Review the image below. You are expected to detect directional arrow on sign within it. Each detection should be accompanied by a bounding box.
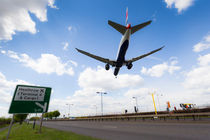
[35,102,47,112]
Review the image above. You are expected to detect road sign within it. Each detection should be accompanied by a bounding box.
[8,85,52,114]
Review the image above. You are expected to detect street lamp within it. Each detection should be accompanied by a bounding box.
[66,104,73,118]
[132,97,138,113]
[96,92,107,115]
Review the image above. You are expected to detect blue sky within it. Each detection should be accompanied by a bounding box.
[1,0,210,117]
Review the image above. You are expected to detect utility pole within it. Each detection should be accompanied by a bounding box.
[132,97,138,113]
[66,104,73,118]
[96,92,107,115]
[151,93,157,115]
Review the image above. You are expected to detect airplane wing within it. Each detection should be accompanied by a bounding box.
[108,20,126,35]
[125,46,164,63]
[131,20,152,34]
[76,48,116,66]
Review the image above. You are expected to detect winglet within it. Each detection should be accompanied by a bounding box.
[160,45,165,50]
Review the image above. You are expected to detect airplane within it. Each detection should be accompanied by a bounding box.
[76,8,164,77]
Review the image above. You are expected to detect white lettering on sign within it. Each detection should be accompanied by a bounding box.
[14,86,46,101]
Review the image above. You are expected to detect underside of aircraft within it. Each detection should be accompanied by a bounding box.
[76,8,164,76]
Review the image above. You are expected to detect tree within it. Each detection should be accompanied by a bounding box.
[48,112,54,120]
[53,110,60,119]
[44,112,49,119]
[14,114,28,125]
[43,110,61,120]
[29,117,40,121]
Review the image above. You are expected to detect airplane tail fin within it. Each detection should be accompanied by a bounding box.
[108,20,126,35]
[108,8,152,35]
[125,7,128,25]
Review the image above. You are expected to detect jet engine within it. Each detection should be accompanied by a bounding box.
[126,62,133,70]
[105,64,110,70]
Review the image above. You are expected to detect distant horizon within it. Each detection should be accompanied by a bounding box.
[0,0,210,117]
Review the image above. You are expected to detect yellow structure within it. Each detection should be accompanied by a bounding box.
[152,93,157,115]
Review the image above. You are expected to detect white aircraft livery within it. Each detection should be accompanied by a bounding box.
[76,8,164,77]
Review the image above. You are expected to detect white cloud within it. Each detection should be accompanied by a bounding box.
[193,34,210,52]
[124,88,151,98]
[164,0,194,13]
[68,60,78,67]
[78,66,144,91]
[68,26,72,31]
[205,35,210,42]
[141,57,181,77]
[183,53,210,93]
[33,60,210,117]
[1,50,6,54]
[48,66,144,116]
[198,54,210,66]
[48,0,58,9]
[2,50,75,76]
[62,42,69,51]
[0,0,57,41]
[0,72,31,117]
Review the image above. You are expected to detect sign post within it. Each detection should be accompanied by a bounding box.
[7,85,52,138]
[9,85,51,114]
[6,115,14,140]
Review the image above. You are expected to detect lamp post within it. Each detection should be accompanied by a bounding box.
[66,104,73,118]
[132,97,138,113]
[96,92,107,115]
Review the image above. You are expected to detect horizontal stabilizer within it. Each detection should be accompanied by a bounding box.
[126,46,164,63]
[75,48,116,66]
[108,20,126,35]
[131,20,152,34]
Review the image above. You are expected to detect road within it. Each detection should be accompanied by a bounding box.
[42,120,210,140]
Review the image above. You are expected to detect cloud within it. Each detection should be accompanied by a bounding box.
[1,50,6,54]
[124,88,151,98]
[50,66,144,116]
[1,50,75,76]
[31,60,210,117]
[62,42,69,51]
[183,53,210,93]
[68,60,78,67]
[141,57,181,77]
[78,66,144,92]
[164,0,194,13]
[0,72,31,117]
[193,34,210,52]
[0,0,57,41]
[68,26,72,31]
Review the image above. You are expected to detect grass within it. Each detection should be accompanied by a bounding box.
[0,123,99,140]
[0,124,8,129]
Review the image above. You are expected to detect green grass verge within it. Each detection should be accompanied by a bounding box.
[0,124,8,129]
[0,123,99,140]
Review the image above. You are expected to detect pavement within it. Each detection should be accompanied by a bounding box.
[42,120,210,140]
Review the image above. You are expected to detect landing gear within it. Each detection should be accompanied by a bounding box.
[126,62,133,69]
[105,64,110,70]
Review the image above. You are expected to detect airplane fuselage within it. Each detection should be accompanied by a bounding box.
[114,28,131,76]
[75,18,163,77]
